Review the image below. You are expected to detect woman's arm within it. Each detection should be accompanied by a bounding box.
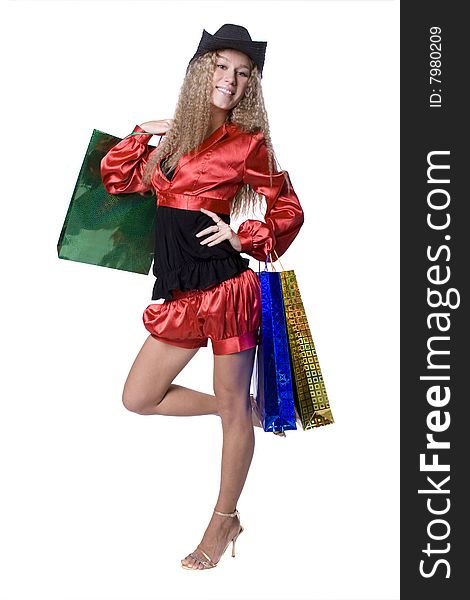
[237,131,304,261]
[100,120,173,194]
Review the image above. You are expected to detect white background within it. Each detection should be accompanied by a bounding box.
[1,1,399,599]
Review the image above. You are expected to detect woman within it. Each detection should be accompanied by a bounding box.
[101,24,304,570]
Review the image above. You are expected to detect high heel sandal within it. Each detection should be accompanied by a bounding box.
[181,509,244,570]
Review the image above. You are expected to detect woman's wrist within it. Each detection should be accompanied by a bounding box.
[230,233,242,252]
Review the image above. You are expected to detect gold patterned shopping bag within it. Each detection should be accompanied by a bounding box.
[273,253,334,430]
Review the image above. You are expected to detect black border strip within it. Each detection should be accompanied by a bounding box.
[401,2,467,598]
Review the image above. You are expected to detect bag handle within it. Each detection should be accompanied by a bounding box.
[272,248,286,271]
[125,131,164,147]
[258,254,275,273]
[125,132,154,136]
[258,249,286,273]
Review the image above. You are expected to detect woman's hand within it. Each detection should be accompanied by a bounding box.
[139,119,174,135]
[196,208,242,252]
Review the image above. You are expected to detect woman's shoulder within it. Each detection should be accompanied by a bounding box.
[225,124,267,158]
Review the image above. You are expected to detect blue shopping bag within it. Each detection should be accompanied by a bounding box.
[251,265,297,434]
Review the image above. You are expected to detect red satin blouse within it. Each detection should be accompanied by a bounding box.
[101,121,304,299]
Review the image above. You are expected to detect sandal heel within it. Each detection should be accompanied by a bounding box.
[231,525,244,557]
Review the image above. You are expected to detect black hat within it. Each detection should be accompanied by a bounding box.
[188,24,267,76]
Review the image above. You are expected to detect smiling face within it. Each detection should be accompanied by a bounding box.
[210,49,252,115]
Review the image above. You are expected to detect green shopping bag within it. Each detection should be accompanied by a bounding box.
[57,129,157,274]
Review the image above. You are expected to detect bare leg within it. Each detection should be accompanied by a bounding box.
[181,346,256,569]
[122,335,201,414]
[122,335,261,426]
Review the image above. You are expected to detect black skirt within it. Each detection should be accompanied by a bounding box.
[151,205,249,300]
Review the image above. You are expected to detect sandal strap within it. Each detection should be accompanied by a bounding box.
[213,508,239,518]
[191,547,216,568]
[198,547,216,566]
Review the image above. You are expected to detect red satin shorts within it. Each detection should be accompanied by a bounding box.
[142,268,261,355]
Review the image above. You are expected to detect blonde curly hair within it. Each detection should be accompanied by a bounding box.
[142,50,284,218]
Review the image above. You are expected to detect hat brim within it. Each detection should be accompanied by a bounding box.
[188,30,267,75]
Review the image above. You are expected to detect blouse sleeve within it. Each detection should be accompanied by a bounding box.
[100,125,155,194]
[236,131,304,261]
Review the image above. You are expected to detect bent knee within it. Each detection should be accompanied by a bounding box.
[121,388,164,415]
